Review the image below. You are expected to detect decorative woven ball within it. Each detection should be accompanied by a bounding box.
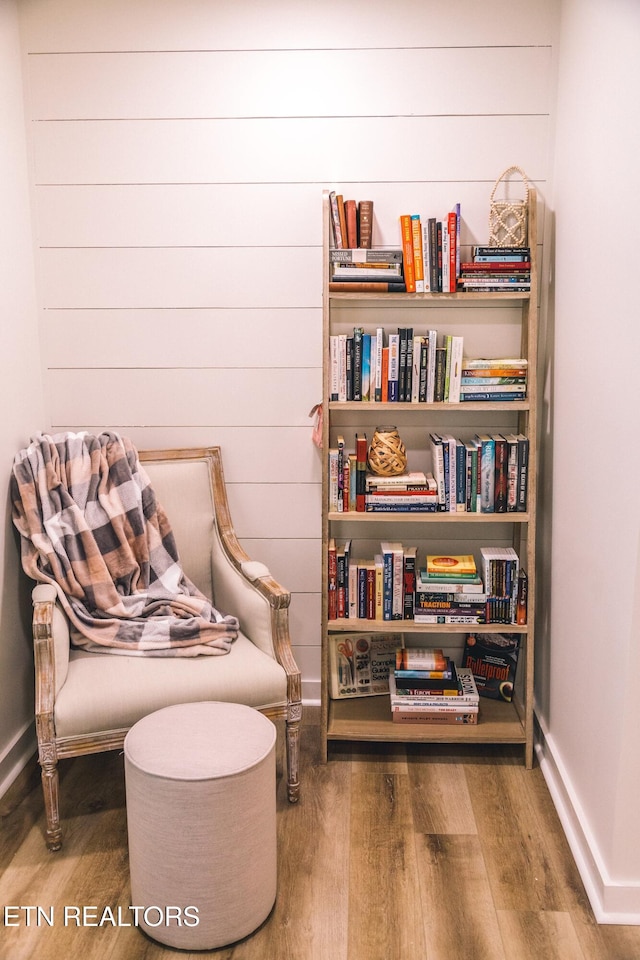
[367,427,407,477]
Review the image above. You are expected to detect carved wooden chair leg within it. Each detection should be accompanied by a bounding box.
[286,701,302,803]
[39,745,62,852]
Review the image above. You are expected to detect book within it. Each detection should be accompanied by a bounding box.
[411,215,425,293]
[463,358,528,370]
[387,334,400,401]
[358,200,374,248]
[391,710,478,725]
[329,633,401,699]
[336,195,348,252]
[403,546,417,620]
[329,191,345,249]
[493,434,508,513]
[327,537,337,620]
[462,633,520,702]
[331,264,403,281]
[355,433,368,512]
[344,199,358,249]
[516,569,528,625]
[426,554,477,579]
[475,434,495,512]
[329,248,403,264]
[389,667,479,706]
[447,209,457,292]
[329,282,407,293]
[396,646,447,671]
[399,214,416,293]
[447,335,464,403]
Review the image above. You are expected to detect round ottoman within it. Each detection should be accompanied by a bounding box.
[124,701,277,950]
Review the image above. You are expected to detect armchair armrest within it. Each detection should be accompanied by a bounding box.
[32,584,70,696]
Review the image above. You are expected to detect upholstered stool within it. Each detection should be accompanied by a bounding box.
[124,701,277,950]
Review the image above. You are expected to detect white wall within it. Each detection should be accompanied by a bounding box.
[17,0,554,702]
[536,0,640,923]
[0,0,46,794]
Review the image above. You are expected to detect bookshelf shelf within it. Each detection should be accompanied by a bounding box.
[327,695,526,744]
[328,511,530,523]
[327,619,528,634]
[320,189,539,768]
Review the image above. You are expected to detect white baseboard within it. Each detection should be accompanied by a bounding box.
[536,714,640,924]
[0,720,37,799]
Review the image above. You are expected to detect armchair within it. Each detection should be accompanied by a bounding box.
[30,446,302,850]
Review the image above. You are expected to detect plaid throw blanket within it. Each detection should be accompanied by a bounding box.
[11,432,239,657]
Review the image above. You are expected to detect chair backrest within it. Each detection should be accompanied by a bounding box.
[140,450,216,602]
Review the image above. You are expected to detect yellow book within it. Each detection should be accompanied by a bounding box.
[426,554,477,578]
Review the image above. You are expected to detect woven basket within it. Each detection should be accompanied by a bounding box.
[488,166,531,247]
[367,427,407,477]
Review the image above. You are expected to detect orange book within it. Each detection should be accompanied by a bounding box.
[399,215,416,293]
[381,347,389,402]
[411,215,424,292]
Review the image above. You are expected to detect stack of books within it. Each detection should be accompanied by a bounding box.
[390,647,479,724]
[414,555,485,623]
[458,246,531,293]
[459,358,528,402]
[365,471,438,513]
[329,249,406,293]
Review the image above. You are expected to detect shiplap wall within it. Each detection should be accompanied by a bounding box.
[19,0,556,700]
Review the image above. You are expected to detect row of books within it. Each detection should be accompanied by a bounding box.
[400,205,461,294]
[327,432,529,515]
[430,431,529,514]
[460,245,532,293]
[329,328,528,404]
[328,192,374,250]
[327,544,527,625]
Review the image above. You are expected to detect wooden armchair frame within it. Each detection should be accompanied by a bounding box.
[31,446,302,851]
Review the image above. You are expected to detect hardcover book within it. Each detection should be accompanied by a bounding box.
[462,633,520,701]
[329,633,401,699]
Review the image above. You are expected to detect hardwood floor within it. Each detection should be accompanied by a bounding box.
[1,708,639,960]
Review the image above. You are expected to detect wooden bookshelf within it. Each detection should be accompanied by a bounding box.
[320,189,539,768]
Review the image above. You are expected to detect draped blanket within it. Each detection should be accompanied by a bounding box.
[11,432,239,657]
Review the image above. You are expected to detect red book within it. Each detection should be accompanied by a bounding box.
[447,211,457,292]
[345,199,358,249]
[355,433,368,512]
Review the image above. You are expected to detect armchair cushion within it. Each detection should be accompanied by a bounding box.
[54,631,286,740]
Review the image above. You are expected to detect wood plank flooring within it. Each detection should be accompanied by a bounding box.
[1,708,640,960]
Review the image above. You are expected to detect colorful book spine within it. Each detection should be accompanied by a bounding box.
[399,215,416,293]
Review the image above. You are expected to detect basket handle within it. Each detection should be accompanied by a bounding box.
[490,165,531,202]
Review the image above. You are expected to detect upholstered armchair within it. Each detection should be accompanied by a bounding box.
[29,446,302,850]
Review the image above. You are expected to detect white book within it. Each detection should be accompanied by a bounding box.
[329,336,340,401]
[338,333,347,402]
[447,335,464,403]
